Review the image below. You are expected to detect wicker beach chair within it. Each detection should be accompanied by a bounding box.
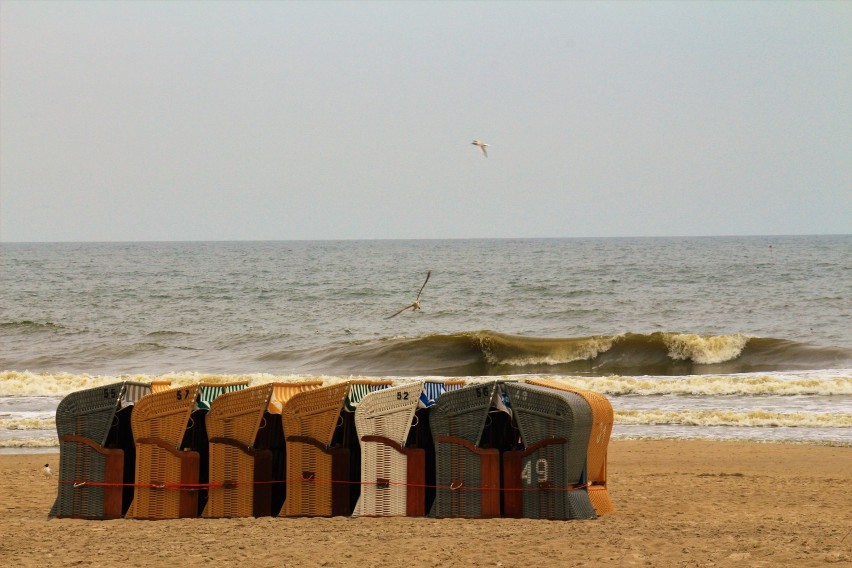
[502,382,596,520]
[338,380,393,513]
[428,381,503,518]
[525,377,615,514]
[256,381,326,515]
[125,384,202,520]
[353,383,426,517]
[279,382,351,517]
[202,383,275,518]
[50,381,151,519]
[182,381,250,514]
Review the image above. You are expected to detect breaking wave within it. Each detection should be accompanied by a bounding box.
[258,331,852,376]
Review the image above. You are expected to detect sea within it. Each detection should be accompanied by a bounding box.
[1,236,850,451]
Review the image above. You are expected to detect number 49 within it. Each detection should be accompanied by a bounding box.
[521,458,549,485]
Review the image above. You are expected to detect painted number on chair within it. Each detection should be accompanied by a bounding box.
[521,458,549,485]
[475,387,489,398]
[103,387,118,399]
[175,389,191,401]
[396,392,409,400]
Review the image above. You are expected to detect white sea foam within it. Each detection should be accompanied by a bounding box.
[542,372,852,396]
[663,333,750,364]
[615,409,852,428]
[0,418,54,430]
[3,370,852,397]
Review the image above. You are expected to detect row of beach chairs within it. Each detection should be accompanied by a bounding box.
[50,378,613,521]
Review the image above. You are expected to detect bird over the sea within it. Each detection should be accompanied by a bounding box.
[471,139,489,157]
[387,271,431,319]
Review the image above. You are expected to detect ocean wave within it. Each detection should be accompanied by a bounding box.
[258,331,852,376]
[0,320,64,331]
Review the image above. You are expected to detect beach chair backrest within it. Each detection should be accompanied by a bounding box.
[131,384,201,447]
[429,381,499,446]
[282,383,351,446]
[206,383,275,446]
[55,382,126,447]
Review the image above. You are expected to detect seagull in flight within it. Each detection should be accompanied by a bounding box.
[387,271,431,319]
[471,139,489,158]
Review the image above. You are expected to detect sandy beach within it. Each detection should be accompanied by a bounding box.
[0,440,848,567]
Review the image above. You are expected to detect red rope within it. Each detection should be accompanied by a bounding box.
[60,477,592,492]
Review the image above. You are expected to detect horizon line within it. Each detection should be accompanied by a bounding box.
[1,233,850,245]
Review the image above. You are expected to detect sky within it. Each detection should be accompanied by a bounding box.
[1,0,850,242]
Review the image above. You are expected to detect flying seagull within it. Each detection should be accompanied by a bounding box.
[387,271,431,319]
[471,139,489,157]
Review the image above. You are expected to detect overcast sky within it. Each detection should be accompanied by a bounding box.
[1,1,850,242]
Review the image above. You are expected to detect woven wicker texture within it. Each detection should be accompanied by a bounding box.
[503,382,596,519]
[280,382,350,517]
[525,377,614,514]
[203,384,275,518]
[126,384,201,519]
[353,383,423,516]
[54,382,125,446]
[268,381,324,414]
[429,381,502,518]
[50,382,151,519]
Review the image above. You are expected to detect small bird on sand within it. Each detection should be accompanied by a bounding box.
[471,139,489,157]
[387,271,431,319]
[43,463,52,477]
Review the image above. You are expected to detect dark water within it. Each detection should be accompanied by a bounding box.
[1,236,850,375]
[2,236,851,448]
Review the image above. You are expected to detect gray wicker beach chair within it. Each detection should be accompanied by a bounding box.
[526,377,615,514]
[50,381,151,519]
[502,382,596,520]
[428,381,502,518]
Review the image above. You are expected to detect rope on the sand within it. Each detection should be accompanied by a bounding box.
[62,477,592,492]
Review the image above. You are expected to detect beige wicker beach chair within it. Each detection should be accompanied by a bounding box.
[353,383,426,517]
[202,383,275,518]
[254,380,325,515]
[279,382,351,517]
[525,377,614,514]
[126,384,201,520]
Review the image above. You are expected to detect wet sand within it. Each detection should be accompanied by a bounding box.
[1,440,849,567]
